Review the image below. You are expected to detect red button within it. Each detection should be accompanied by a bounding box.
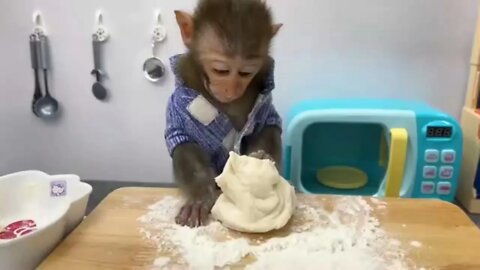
[421,181,435,194]
[437,182,451,195]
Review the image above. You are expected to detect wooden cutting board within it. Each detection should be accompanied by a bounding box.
[38,187,480,270]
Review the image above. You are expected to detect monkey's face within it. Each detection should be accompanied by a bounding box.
[196,32,264,103]
[200,54,263,103]
[174,0,282,104]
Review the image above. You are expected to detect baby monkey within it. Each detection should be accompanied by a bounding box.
[165,0,283,227]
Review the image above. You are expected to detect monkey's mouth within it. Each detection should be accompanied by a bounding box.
[214,94,242,103]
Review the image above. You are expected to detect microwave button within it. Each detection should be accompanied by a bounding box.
[437,182,452,195]
[441,149,456,164]
[421,181,435,194]
[439,166,454,179]
[424,149,439,163]
[423,166,437,179]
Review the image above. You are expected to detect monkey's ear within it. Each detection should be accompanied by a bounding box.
[174,10,194,46]
[271,23,283,37]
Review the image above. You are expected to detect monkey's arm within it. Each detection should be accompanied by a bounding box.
[165,97,219,227]
[172,143,218,199]
[172,143,219,227]
[244,99,283,170]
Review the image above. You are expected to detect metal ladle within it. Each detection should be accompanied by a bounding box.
[34,34,58,119]
[29,34,42,117]
[143,41,166,82]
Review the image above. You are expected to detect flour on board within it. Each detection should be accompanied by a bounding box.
[370,197,388,210]
[410,241,423,248]
[137,196,422,270]
[152,257,170,269]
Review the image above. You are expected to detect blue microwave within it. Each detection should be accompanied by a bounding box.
[282,99,463,202]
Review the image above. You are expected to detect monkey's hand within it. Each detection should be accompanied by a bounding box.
[172,143,222,227]
[245,126,282,172]
[248,149,274,161]
[176,184,220,227]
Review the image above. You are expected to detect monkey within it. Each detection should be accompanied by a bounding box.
[165,0,283,227]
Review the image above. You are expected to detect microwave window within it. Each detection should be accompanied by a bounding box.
[426,126,452,138]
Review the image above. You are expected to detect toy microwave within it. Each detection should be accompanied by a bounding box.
[282,99,463,202]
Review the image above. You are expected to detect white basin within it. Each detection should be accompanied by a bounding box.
[0,170,92,270]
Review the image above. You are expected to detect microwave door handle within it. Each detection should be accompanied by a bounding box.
[384,128,409,197]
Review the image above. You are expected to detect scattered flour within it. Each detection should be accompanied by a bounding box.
[152,257,170,269]
[370,197,388,210]
[410,241,423,248]
[390,239,402,247]
[138,196,419,270]
[370,197,388,206]
[122,196,144,207]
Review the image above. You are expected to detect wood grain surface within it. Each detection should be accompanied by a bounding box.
[37,187,480,270]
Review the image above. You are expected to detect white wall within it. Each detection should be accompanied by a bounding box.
[0,0,478,182]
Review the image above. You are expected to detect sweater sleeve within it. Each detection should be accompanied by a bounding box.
[262,94,282,130]
[164,95,193,156]
[265,103,282,129]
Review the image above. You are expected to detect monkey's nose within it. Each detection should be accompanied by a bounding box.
[222,88,233,99]
[226,88,241,99]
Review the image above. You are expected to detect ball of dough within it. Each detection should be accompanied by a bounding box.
[211,151,296,233]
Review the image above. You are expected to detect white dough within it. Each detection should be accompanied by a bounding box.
[211,151,296,233]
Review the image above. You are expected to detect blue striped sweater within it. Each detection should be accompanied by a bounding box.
[164,54,282,174]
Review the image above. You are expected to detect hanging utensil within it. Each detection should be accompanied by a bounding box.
[143,10,167,82]
[29,34,42,117]
[143,42,166,82]
[34,34,59,119]
[91,34,107,100]
[90,10,109,101]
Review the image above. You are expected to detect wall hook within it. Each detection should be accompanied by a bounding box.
[155,9,162,26]
[152,9,167,43]
[93,10,109,42]
[32,10,46,36]
[96,10,104,25]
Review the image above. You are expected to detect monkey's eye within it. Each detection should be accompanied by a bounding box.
[212,68,230,76]
[238,72,253,78]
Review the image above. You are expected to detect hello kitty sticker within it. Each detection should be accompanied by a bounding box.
[50,180,67,197]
